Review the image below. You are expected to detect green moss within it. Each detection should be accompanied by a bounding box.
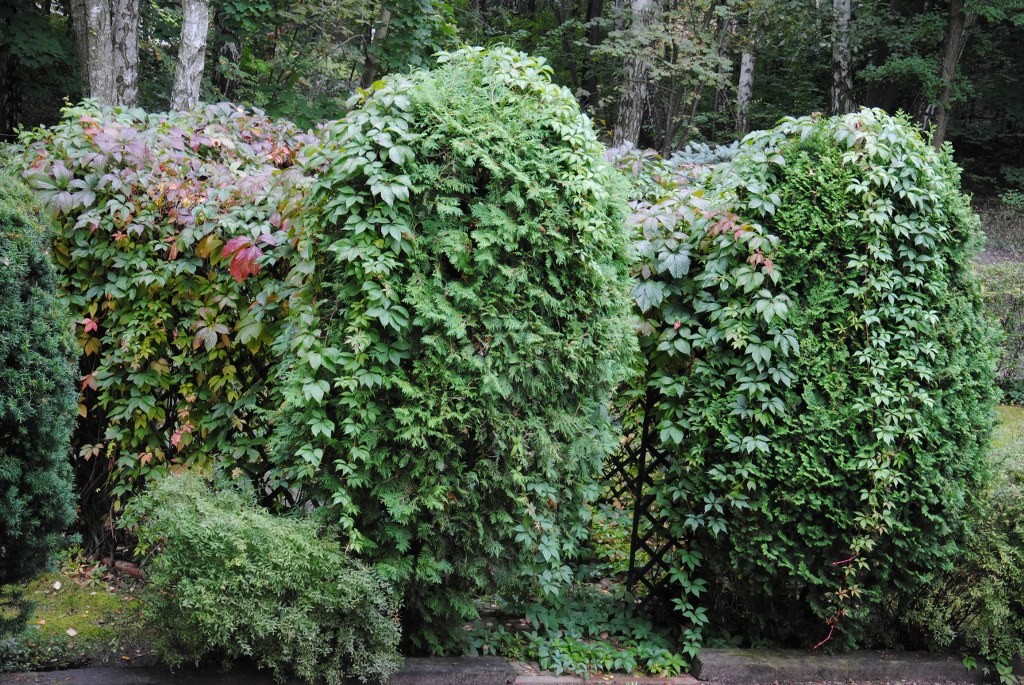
[0,566,143,672]
[16,573,129,642]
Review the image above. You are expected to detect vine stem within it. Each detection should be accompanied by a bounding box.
[832,552,860,566]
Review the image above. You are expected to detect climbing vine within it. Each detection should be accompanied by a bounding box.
[271,47,637,653]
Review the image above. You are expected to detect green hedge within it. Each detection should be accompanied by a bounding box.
[619,110,1000,652]
[272,47,637,652]
[0,158,77,584]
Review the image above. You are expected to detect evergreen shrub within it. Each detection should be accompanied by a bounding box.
[273,47,637,652]
[123,472,402,684]
[621,110,1000,651]
[0,160,77,584]
[17,103,316,525]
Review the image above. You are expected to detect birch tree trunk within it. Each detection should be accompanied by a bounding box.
[736,50,755,135]
[612,0,657,148]
[932,0,976,148]
[111,0,139,106]
[170,0,210,110]
[829,0,854,115]
[84,0,115,105]
[70,0,139,106]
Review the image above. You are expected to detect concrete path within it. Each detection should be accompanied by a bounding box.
[0,650,1003,685]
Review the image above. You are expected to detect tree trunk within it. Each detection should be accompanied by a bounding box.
[70,0,139,105]
[84,0,115,104]
[361,6,391,89]
[583,0,603,110]
[0,10,18,135]
[170,0,210,110]
[736,50,755,135]
[111,0,139,106]
[712,17,736,135]
[829,0,854,115]
[69,0,91,96]
[612,0,657,148]
[931,0,976,148]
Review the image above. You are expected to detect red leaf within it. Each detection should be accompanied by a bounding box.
[229,244,263,284]
[80,372,97,391]
[81,317,98,333]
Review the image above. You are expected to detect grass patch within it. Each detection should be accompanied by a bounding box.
[992,405,1024,453]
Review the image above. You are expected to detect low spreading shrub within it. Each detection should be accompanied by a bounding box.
[271,47,637,652]
[123,472,402,684]
[17,103,316,539]
[617,110,1000,651]
[0,159,77,584]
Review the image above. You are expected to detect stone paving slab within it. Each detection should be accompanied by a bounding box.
[514,675,698,684]
[693,648,986,684]
[0,657,516,685]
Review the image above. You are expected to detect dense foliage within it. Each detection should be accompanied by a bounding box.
[123,472,402,684]
[271,46,637,652]
[619,109,999,651]
[18,103,315,544]
[0,160,77,584]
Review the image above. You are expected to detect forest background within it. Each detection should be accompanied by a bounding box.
[1,0,1022,198]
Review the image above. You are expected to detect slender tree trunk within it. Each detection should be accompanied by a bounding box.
[583,0,603,110]
[170,0,210,110]
[829,0,854,114]
[931,0,976,148]
[612,0,657,147]
[84,0,115,104]
[69,0,91,96]
[361,6,391,88]
[712,18,735,130]
[736,49,755,135]
[111,0,139,106]
[0,11,19,135]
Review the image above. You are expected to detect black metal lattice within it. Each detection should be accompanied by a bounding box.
[600,388,679,615]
